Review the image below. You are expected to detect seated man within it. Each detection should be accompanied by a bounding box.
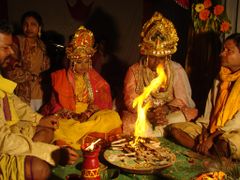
[41,26,122,149]
[0,20,79,180]
[168,33,240,159]
[122,12,197,137]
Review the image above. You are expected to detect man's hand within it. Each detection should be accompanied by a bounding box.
[39,115,59,129]
[182,107,198,121]
[195,127,213,156]
[64,147,79,165]
[52,147,79,166]
[147,106,169,126]
[195,128,223,156]
[67,112,89,122]
[77,113,89,122]
[56,109,73,119]
[195,136,214,156]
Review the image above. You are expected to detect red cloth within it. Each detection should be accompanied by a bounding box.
[41,68,112,115]
[3,94,11,121]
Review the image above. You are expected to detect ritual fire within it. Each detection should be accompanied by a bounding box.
[133,64,167,142]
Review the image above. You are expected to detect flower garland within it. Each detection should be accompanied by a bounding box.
[192,0,231,34]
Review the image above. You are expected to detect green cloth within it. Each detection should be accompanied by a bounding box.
[51,138,206,180]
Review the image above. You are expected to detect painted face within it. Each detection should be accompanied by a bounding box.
[220,39,240,72]
[22,16,41,38]
[72,58,91,74]
[0,33,14,68]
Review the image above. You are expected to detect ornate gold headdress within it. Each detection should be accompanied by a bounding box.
[139,12,179,57]
[66,26,96,61]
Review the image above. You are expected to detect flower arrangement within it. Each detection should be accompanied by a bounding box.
[192,0,231,34]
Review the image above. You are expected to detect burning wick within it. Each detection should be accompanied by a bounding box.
[85,139,101,151]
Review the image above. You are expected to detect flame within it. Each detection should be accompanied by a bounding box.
[133,64,167,139]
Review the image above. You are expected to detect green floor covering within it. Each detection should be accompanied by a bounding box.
[50,137,213,180]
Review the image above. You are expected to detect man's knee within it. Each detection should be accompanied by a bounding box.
[25,156,51,180]
[167,125,181,138]
[33,126,54,143]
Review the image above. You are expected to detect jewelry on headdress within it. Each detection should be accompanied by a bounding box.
[139,12,179,57]
[66,26,96,62]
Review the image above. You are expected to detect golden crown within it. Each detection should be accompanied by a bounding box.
[139,12,179,57]
[66,26,96,61]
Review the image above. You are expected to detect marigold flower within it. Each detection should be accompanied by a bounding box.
[220,21,230,32]
[203,0,212,8]
[192,1,231,34]
[195,3,205,12]
[199,9,210,21]
[214,5,224,16]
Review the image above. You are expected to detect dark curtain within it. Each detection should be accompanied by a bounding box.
[65,0,93,22]
[186,29,221,114]
[0,0,8,19]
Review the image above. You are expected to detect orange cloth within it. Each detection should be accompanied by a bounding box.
[210,67,240,133]
[41,68,112,115]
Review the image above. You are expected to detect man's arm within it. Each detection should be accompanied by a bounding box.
[0,120,79,166]
[12,94,42,125]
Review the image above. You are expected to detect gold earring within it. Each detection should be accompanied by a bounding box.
[89,60,92,68]
[73,63,78,74]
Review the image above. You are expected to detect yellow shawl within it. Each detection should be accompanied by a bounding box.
[0,75,19,125]
[210,67,240,133]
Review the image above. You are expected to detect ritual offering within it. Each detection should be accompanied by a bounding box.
[104,136,176,174]
[81,139,101,180]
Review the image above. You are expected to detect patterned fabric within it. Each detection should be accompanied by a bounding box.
[75,75,89,103]
[4,35,50,104]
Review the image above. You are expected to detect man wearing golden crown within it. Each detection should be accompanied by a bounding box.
[122,12,197,137]
[41,26,122,149]
[168,33,240,159]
